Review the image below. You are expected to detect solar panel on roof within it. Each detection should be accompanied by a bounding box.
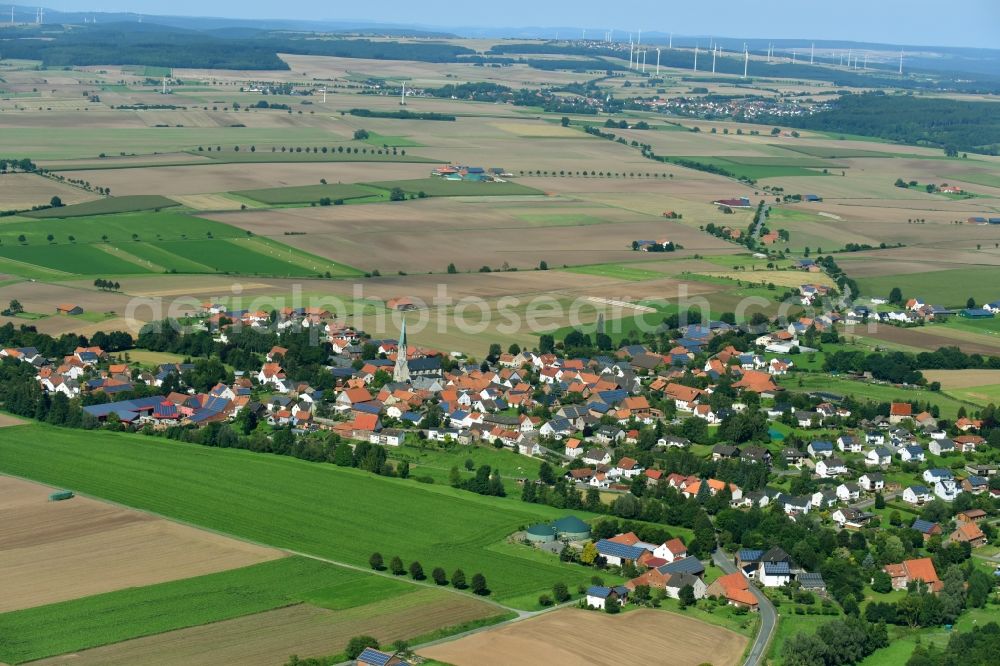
[595,539,645,560]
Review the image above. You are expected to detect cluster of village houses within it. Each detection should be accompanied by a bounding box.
[855,296,1000,325]
[583,510,989,612]
[4,296,996,623]
[5,302,995,508]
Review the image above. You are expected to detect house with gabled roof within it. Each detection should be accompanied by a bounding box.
[884,557,942,593]
[595,539,645,566]
[859,472,884,492]
[707,571,758,610]
[586,585,628,610]
[949,522,986,547]
[903,485,932,505]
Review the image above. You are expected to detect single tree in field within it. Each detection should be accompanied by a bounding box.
[7,299,23,315]
[432,567,447,585]
[888,286,903,304]
[49,195,62,207]
[553,582,570,603]
[470,573,489,596]
[369,552,384,571]
[409,561,425,580]
[390,555,405,575]
[451,568,467,589]
[46,234,54,243]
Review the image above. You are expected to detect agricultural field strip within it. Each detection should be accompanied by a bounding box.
[0,553,482,663]
[0,426,605,607]
[0,212,362,277]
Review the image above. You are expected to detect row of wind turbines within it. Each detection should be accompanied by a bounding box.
[592,28,906,77]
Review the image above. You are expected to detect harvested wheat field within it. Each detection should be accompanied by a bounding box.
[0,476,285,612]
[859,323,1000,356]
[34,592,503,666]
[420,607,747,666]
[0,173,97,210]
[57,161,429,196]
[922,369,1000,389]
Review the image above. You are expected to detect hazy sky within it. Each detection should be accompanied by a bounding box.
[40,0,1000,49]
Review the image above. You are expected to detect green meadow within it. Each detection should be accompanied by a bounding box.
[667,156,829,179]
[24,195,179,218]
[776,144,894,159]
[0,557,413,664]
[563,262,669,281]
[0,424,606,609]
[778,374,974,419]
[0,212,360,278]
[234,183,379,205]
[365,177,543,197]
[364,132,424,147]
[856,267,1000,307]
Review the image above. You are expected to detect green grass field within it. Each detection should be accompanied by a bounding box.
[0,557,415,664]
[775,145,894,159]
[955,171,1000,189]
[23,195,179,219]
[0,244,152,274]
[0,211,242,245]
[767,208,826,223]
[563,262,669,281]
[946,383,1000,407]
[364,132,424,148]
[234,183,378,205]
[667,156,829,179]
[365,178,543,197]
[779,374,973,419]
[721,156,846,168]
[857,267,1000,307]
[0,212,360,278]
[939,315,1000,337]
[0,424,604,608]
[541,300,679,343]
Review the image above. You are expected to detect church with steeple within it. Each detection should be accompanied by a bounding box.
[392,317,410,383]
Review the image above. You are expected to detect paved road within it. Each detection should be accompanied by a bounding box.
[713,550,777,666]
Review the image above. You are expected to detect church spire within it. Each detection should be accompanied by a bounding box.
[393,316,410,383]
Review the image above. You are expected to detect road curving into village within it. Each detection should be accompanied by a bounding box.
[712,549,777,666]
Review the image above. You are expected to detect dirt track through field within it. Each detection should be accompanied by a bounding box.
[419,607,747,666]
[0,476,284,612]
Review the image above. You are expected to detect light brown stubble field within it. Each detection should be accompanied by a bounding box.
[0,475,285,612]
[419,607,748,666]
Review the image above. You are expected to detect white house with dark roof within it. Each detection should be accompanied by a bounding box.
[859,472,885,492]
